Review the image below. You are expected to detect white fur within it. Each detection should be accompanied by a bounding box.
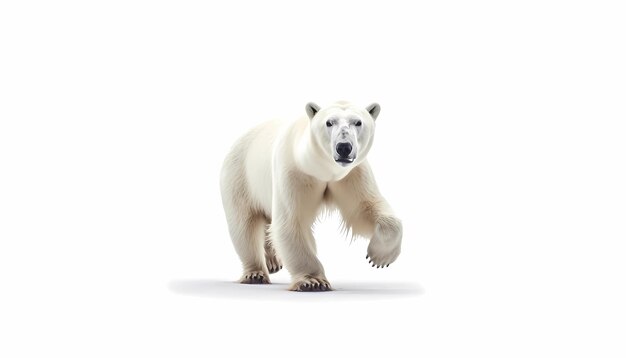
[220,101,402,291]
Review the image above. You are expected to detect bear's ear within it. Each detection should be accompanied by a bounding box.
[366,103,381,120]
[306,102,321,119]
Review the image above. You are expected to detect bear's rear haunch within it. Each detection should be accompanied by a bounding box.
[220,101,402,291]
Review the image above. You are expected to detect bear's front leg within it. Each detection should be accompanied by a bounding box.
[272,217,332,291]
[271,213,332,291]
[327,163,403,268]
[366,216,403,268]
[270,174,331,292]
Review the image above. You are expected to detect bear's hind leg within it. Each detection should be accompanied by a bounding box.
[228,214,271,284]
[264,239,283,274]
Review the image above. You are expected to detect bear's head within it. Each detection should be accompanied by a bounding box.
[306,101,380,168]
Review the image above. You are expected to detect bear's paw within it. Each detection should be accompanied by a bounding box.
[289,276,332,292]
[240,271,270,284]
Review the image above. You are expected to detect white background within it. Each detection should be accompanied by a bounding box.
[1,1,625,357]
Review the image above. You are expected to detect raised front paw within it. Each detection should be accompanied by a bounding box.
[366,240,401,268]
[289,275,332,292]
[366,218,402,268]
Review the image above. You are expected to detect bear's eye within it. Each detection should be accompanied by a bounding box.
[355,120,362,127]
[326,120,333,127]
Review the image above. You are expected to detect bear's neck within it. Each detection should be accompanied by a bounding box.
[294,123,353,182]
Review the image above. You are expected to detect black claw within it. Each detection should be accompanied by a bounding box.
[366,255,369,259]
[372,263,375,267]
[386,264,389,267]
[369,260,372,264]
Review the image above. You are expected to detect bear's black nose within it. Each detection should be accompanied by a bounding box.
[336,142,352,158]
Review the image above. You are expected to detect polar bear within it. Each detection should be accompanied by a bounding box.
[220,101,402,291]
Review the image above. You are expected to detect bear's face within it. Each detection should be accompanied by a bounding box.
[306,102,380,168]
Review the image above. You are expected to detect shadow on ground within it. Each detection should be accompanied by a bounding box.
[169,279,424,301]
